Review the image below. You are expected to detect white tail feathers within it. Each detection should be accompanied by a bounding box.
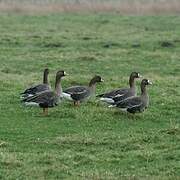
[119,108,128,112]
[24,102,39,107]
[62,92,73,101]
[108,105,127,112]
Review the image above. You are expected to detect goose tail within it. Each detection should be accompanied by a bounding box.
[24,102,39,107]
[62,92,73,101]
[96,93,104,97]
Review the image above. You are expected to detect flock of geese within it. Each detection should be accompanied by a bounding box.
[21,69,152,116]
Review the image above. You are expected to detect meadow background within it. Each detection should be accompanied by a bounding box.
[0,0,180,14]
[0,0,180,179]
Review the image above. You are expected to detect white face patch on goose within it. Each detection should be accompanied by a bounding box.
[147,80,152,85]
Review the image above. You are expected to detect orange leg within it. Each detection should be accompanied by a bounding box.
[73,101,80,106]
[43,108,48,116]
[77,101,80,106]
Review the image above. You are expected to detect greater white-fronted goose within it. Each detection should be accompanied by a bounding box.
[97,72,141,104]
[22,70,67,115]
[21,68,51,99]
[110,79,152,114]
[62,75,103,106]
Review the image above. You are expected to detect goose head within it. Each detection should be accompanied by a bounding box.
[44,68,49,75]
[56,70,68,79]
[129,72,142,88]
[89,75,104,86]
[141,79,152,86]
[130,72,142,79]
[141,79,152,95]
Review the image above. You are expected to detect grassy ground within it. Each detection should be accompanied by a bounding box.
[0,14,179,179]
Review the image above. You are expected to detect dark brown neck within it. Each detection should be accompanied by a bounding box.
[55,77,62,96]
[89,79,96,87]
[129,76,135,88]
[89,84,96,94]
[43,72,48,84]
[89,79,97,95]
[141,84,147,96]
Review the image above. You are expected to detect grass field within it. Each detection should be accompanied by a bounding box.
[0,14,179,179]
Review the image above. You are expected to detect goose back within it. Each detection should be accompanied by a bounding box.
[24,90,59,108]
[98,72,140,104]
[21,68,50,98]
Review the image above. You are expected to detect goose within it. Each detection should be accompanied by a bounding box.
[110,79,152,114]
[22,70,67,116]
[97,72,141,104]
[20,68,51,99]
[62,75,103,106]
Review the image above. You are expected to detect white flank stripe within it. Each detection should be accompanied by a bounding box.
[115,94,124,97]
[20,94,34,99]
[100,97,114,104]
[27,94,34,97]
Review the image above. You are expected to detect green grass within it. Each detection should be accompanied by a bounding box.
[0,14,179,179]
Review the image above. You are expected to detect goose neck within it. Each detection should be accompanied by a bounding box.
[89,84,96,95]
[141,84,149,108]
[129,76,135,88]
[141,84,147,96]
[89,79,96,87]
[43,71,48,84]
[55,78,62,97]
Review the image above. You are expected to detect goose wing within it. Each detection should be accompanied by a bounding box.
[116,96,142,109]
[64,86,87,94]
[64,86,90,101]
[97,88,129,98]
[23,90,57,107]
[21,84,50,96]
[70,89,90,101]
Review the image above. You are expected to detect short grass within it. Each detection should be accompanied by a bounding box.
[0,14,179,179]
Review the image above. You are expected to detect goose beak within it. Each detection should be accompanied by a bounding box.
[138,73,142,78]
[64,72,69,76]
[148,80,152,85]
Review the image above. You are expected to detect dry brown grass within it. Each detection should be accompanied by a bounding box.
[0,0,180,14]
